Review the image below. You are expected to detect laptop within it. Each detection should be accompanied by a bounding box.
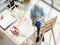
[0,14,17,30]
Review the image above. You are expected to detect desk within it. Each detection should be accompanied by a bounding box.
[39,16,57,45]
[0,9,37,45]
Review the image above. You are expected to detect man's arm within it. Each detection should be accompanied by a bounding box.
[31,16,39,21]
[31,16,34,25]
[31,16,37,25]
[31,16,34,21]
[42,15,45,22]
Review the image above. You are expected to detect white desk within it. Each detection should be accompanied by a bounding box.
[0,9,37,45]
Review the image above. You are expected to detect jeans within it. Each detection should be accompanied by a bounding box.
[35,22,41,36]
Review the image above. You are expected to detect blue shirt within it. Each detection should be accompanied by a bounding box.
[30,7,44,25]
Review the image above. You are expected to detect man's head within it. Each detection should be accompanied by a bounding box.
[34,4,39,11]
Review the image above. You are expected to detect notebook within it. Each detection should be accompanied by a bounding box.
[0,14,17,30]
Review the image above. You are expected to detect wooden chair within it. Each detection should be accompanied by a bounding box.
[40,16,57,45]
[14,1,25,9]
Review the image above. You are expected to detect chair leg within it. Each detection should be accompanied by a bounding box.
[40,37,42,45]
[51,30,56,45]
[39,34,43,45]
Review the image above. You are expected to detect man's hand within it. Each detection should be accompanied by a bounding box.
[34,16,40,19]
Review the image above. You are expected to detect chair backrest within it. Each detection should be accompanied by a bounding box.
[14,1,25,9]
[9,5,16,11]
[40,16,57,34]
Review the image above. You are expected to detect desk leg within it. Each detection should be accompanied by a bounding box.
[51,29,56,45]
[20,40,27,45]
[28,36,36,45]
[0,30,4,39]
[20,36,36,45]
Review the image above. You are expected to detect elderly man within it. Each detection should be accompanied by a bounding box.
[30,4,45,43]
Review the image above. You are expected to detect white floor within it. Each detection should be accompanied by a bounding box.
[0,0,60,45]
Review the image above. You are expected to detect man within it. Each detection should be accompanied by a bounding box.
[30,4,45,43]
